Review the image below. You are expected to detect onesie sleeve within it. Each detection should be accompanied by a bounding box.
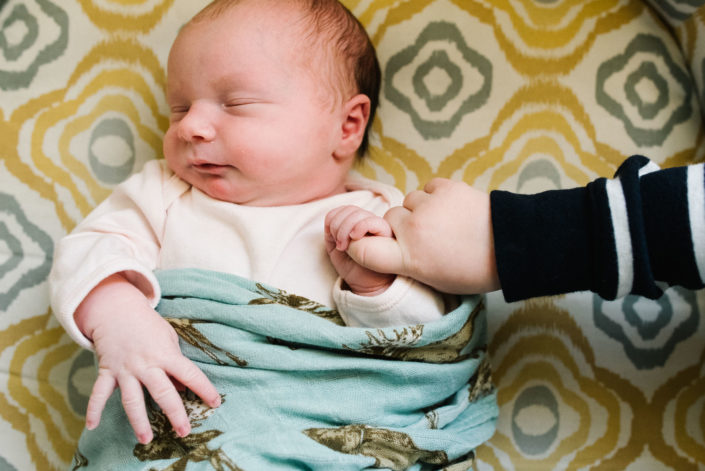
[491,155,705,302]
[49,160,187,349]
[332,276,446,328]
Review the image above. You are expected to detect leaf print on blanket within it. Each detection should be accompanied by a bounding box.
[70,449,88,470]
[303,424,448,471]
[343,325,425,358]
[133,391,242,471]
[166,318,247,367]
[344,301,485,363]
[250,283,345,325]
[468,355,495,402]
[440,451,476,471]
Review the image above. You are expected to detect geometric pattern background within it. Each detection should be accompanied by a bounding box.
[1,0,704,469]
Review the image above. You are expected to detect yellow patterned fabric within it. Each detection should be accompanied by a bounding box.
[0,1,703,470]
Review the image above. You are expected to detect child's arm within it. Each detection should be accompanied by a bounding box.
[346,156,705,301]
[325,205,395,296]
[490,156,704,301]
[75,273,220,444]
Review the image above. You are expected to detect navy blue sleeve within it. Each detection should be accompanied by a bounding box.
[491,155,705,302]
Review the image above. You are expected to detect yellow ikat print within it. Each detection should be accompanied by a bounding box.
[1,0,704,469]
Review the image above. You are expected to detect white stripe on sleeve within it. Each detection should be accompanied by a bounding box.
[606,178,633,298]
[687,164,705,284]
[638,160,660,177]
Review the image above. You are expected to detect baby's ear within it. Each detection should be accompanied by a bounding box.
[334,94,370,160]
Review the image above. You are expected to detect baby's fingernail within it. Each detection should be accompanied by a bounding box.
[177,426,190,437]
[85,421,95,431]
[212,396,221,407]
[138,433,152,444]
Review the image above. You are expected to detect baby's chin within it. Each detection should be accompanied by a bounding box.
[198,183,259,205]
[208,187,346,207]
[182,172,346,206]
[196,182,288,207]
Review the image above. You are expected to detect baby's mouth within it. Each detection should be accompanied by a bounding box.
[193,162,229,174]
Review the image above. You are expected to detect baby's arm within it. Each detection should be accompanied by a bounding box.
[75,273,220,444]
[50,161,219,443]
[325,205,395,296]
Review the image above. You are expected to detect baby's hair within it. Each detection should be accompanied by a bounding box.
[189,0,380,158]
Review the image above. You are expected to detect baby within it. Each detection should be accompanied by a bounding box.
[50,0,445,446]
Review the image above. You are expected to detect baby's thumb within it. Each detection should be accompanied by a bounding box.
[347,236,405,275]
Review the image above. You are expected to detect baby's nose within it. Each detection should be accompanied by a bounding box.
[178,104,216,142]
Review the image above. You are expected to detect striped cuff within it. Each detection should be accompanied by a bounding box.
[607,155,663,299]
[492,155,704,302]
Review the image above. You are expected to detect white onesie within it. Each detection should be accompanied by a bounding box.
[50,160,445,349]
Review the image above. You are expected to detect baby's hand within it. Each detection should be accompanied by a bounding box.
[75,274,220,444]
[325,205,395,296]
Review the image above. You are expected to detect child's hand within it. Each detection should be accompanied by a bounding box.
[325,205,395,296]
[74,274,221,444]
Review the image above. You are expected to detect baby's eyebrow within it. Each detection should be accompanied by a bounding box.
[165,92,185,105]
[213,66,280,95]
[212,73,247,91]
[165,79,186,100]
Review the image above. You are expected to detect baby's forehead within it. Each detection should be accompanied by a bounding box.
[175,0,354,96]
[210,5,318,52]
[173,3,309,59]
[189,0,308,31]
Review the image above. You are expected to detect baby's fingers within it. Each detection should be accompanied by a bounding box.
[349,216,393,241]
[85,369,117,431]
[325,206,359,246]
[326,206,375,251]
[141,368,191,439]
[170,359,221,410]
[119,375,153,444]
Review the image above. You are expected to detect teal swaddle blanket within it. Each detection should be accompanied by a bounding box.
[71,269,498,471]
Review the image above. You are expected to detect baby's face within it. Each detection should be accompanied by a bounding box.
[163,2,350,206]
